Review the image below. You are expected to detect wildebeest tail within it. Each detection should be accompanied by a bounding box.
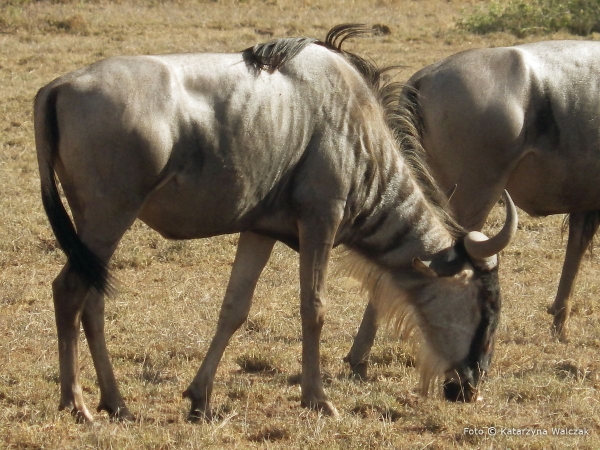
[34,86,114,296]
[562,211,600,253]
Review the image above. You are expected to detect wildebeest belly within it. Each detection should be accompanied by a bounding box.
[507,149,600,216]
[138,164,297,240]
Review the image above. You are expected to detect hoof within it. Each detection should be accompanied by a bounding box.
[187,408,213,423]
[98,404,135,422]
[301,398,340,417]
[551,322,569,343]
[350,362,368,380]
[183,389,211,423]
[344,355,368,380]
[59,402,94,424]
[549,308,569,343]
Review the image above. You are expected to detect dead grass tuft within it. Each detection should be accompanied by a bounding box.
[352,403,404,422]
[247,425,290,443]
[48,14,91,35]
[370,343,416,368]
[372,23,392,35]
[236,352,281,374]
[244,314,269,333]
[555,360,593,382]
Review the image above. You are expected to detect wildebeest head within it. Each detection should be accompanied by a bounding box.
[441,264,500,403]
[339,191,516,403]
[412,248,501,402]
[409,192,515,402]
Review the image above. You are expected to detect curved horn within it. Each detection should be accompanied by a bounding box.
[464,190,518,261]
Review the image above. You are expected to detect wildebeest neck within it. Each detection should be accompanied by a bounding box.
[346,158,456,269]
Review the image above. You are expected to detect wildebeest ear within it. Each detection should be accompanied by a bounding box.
[414,250,468,277]
[412,257,438,278]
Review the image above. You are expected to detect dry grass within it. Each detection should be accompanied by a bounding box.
[1,0,600,448]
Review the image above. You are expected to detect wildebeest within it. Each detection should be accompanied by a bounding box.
[34,25,516,422]
[346,40,600,378]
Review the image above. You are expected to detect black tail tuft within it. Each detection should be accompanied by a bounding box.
[41,179,115,296]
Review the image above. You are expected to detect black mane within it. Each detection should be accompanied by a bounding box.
[243,36,318,72]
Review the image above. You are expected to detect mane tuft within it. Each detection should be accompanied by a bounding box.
[243,36,318,72]
[324,24,383,90]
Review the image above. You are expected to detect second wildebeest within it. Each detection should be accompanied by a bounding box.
[347,40,600,380]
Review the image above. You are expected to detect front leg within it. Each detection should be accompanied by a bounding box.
[344,300,378,379]
[297,207,342,417]
[184,232,275,421]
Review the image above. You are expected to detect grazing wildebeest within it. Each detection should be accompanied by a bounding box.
[34,25,516,423]
[346,39,600,378]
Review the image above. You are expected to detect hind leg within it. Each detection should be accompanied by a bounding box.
[184,232,275,421]
[81,289,133,421]
[548,212,600,341]
[53,210,138,422]
[53,263,96,423]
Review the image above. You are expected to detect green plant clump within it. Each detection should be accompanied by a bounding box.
[459,0,600,37]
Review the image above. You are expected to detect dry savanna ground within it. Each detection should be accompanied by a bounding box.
[1,1,600,448]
